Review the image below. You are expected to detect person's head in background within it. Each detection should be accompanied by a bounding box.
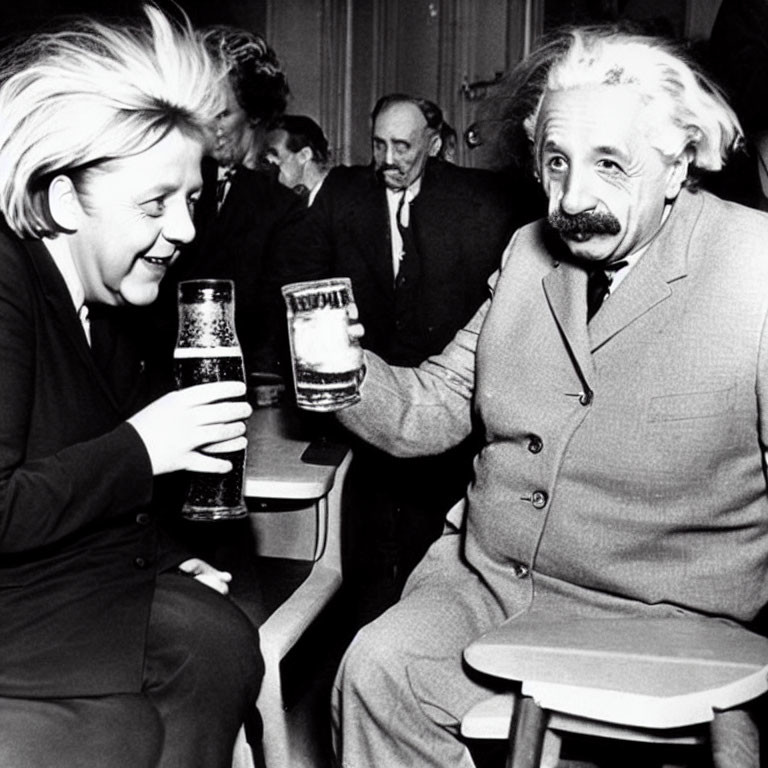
[438,122,458,163]
[0,5,223,307]
[202,25,289,171]
[263,114,331,200]
[371,94,443,190]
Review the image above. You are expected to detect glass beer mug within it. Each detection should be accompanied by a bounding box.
[282,278,364,411]
[174,279,247,520]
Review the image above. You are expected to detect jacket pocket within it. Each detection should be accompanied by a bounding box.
[648,385,735,423]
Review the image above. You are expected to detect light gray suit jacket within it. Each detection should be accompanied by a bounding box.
[340,188,768,624]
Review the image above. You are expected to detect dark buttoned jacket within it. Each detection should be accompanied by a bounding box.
[0,223,185,697]
[158,157,305,374]
[277,158,543,366]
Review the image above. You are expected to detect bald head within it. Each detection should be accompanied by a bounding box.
[372,101,441,190]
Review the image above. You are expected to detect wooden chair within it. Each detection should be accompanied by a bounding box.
[462,616,768,768]
[244,407,351,768]
[195,406,350,768]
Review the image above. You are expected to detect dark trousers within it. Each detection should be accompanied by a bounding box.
[0,571,264,768]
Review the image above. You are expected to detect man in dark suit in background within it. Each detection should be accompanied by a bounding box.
[263,114,333,206]
[153,26,304,376]
[277,93,544,625]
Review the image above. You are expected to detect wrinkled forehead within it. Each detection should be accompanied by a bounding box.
[373,102,429,140]
[535,84,656,157]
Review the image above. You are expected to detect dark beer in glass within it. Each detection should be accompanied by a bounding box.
[174,280,247,520]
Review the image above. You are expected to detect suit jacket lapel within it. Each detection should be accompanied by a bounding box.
[410,161,462,257]
[539,188,699,385]
[349,172,394,299]
[588,188,697,351]
[27,239,122,410]
[542,257,597,390]
[587,260,672,351]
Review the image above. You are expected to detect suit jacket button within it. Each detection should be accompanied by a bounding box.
[136,513,150,525]
[531,490,548,509]
[512,562,530,579]
[527,436,543,454]
[134,557,147,569]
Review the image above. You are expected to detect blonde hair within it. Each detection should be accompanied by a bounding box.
[522,27,742,175]
[0,5,224,238]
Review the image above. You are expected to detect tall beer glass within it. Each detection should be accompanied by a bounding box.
[174,279,247,520]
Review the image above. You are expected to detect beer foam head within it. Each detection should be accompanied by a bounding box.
[292,306,360,372]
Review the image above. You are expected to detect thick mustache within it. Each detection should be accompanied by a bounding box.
[378,164,401,173]
[548,210,621,236]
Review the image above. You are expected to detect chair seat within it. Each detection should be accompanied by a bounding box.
[464,616,768,729]
[462,693,704,744]
[229,555,316,628]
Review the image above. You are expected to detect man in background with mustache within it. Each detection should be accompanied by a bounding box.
[331,28,767,768]
[277,93,542,627]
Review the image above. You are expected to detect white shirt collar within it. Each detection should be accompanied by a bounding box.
[42,235,85,312]
[307,174,327,207]
[386,176,422,214]
[385,177,422,280]
[609,202,673,293]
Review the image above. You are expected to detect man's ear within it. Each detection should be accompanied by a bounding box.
[47,175,82,233]
[297,146,313,166]
[665,150,691,201]
[428,133,442,157]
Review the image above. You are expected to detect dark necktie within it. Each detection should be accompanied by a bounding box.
[293,184,310,203]
[395,191,415,289]
[86,304,112,368]
[587,260,628,322]
[216,167,237,207]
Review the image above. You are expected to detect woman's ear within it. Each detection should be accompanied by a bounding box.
[47,175,82,233]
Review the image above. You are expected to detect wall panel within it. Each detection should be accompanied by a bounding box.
[0,0,726,171]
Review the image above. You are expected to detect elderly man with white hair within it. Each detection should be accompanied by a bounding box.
[330,26,766,768]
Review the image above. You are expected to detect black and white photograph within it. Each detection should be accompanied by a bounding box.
[1,1,767,767]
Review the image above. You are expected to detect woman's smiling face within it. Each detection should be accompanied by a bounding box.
[65,128,203,307]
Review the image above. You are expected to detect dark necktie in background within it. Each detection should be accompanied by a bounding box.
[395,190,418,289]
[586,260,627,322]
[216,167,237,207]
[293,184,310,204]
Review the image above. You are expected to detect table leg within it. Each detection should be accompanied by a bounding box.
[506,694,549,768]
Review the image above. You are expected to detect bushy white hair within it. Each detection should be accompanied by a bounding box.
[522,27,742,174]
